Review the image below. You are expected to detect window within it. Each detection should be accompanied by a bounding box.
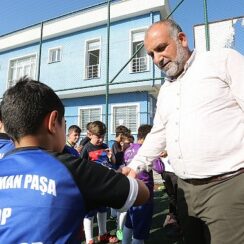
[78,106,102,133]
[112,103,139,134]
[85,39,100,79]
[130,29,148,73]
[8,54,36,88]
[48,47,62,63]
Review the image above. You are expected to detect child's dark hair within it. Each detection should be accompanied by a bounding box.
[89,121,106,136]
[86,122,92,131]
[129,134,135,143]
[115,125,131,137]
[68,125,81,134]
[1,76,64,142]
[121,132,133,143]
[137,124,152,140]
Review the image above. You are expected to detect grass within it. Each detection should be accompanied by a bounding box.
[81,188,184,243]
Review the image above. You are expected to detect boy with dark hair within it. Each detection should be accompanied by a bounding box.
[66,124,82,156]
[115,133,135,240]
[109,125,131,221]
[0,77,149,243]
[80,122,92,147]
[122,124,164,244]
[66,125,81,147]
[111,125,131,170]
[81,120,118,243]
[0,105,14,158]
[80,121,111,168]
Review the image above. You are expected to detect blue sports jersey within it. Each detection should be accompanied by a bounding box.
[0,148,85,243]
[64,144,80,157]
[0,133,15,159]
[0,147,130,243]
[80,142,113,168]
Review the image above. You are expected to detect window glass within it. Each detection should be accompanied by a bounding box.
[8,55,36,88]
[113,105,138,133]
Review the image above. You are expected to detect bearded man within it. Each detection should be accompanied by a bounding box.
[123,19,244,244]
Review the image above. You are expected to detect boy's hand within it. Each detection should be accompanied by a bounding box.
[160,150,168,158]
[105,148,112,159]
[121,166,137,178]
[75,144,83,153]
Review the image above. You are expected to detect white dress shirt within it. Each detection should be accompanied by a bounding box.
[129,48,244,179]
[161,156,174,173]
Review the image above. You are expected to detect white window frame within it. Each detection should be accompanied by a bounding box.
[48,46,62,63]
[111,102,140,134]
[7,52,37,89]
[83,37,101,80]
[129,27,149,73]
[78,105,103,135]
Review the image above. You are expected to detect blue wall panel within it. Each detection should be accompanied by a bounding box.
[63,91,149,141]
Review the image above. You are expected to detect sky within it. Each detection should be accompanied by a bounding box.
[0,0,243,51]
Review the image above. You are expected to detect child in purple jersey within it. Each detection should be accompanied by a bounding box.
[122,124,164,244]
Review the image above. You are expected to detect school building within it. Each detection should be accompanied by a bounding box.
[0,0,170,141]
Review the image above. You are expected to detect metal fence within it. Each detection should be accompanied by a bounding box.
[1,0,243,140]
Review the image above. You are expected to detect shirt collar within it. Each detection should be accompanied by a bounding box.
[184,49,196,71]
[66,141,74,148]
[0,133,12,140]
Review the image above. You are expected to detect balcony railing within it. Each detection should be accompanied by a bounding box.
[85,64,99,79]
[131,56,148,73]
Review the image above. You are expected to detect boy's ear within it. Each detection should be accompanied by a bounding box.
[46,111,59,134]
[0,121,4,133]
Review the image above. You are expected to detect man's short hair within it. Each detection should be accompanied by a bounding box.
[137,124,152,140]
[68,125,81,135]
[89,121,106,136]
[1,76,64,142]
[115,125,131,137]
[146,19,182,40]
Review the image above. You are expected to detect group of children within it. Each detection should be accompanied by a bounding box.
[0,77,150,243]
[65,118,167,244]
[0,76,181,243]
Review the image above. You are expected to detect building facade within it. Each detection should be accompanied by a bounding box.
[0,0,170,141]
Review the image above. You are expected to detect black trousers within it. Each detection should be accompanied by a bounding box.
[161,171,178,217]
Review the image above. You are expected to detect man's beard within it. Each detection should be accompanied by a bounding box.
[162,41,188,79]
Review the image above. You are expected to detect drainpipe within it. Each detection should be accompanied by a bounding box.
[105,0,110,143]
[203,0,210,51]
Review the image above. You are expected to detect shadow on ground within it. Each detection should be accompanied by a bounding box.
[81,189,184,243]
[145,190,184,244]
